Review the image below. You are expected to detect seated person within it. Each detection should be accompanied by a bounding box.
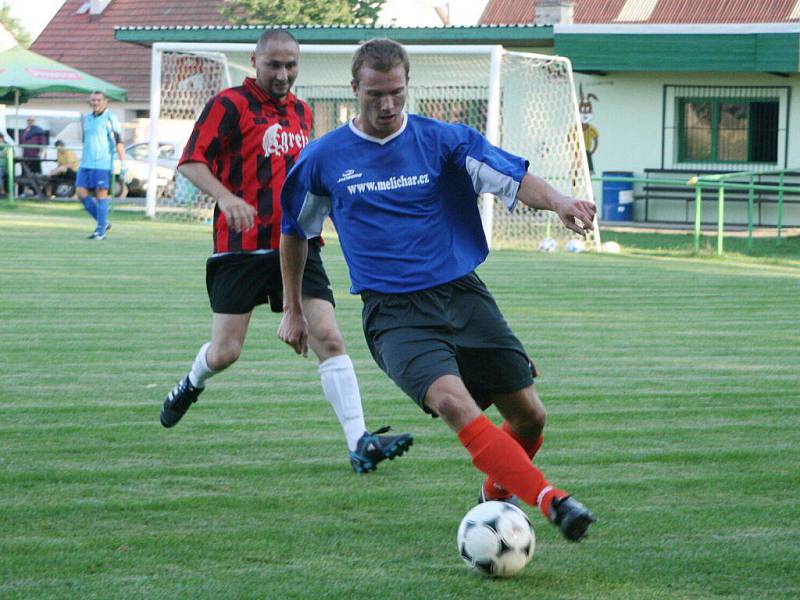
[46,140,79,197]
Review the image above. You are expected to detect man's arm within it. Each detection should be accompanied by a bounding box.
[277,232,309,357]
[178,162,257,232]
[516,173,596,236]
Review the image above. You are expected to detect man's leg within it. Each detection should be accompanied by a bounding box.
[161,312,252,428]
[425,375,595,541]
[304,297,366,449]
[93,187,110,238]
[481,386,546,502]
[304,296,412,472]
[77,186,98,221]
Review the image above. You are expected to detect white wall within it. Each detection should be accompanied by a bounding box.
[576,71,800,222]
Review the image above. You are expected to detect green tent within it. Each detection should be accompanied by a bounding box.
[0,45,127,104]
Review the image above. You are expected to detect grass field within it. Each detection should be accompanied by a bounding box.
[2,203,799,599]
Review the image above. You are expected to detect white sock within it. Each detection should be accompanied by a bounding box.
[188,342,215,388]
[318,354,367,451]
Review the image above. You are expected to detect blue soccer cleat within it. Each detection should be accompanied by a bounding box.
[349,426,413,473]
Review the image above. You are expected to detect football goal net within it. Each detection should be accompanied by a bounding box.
[146,43,599,250]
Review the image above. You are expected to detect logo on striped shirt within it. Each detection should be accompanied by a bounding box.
[262,123,309,158]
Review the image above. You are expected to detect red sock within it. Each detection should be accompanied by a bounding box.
[458,415,564,518]
[483,421,544,501]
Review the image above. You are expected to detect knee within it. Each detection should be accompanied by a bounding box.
[506,398,547,439]
[427,388,480,428]
[530,403,547,432]
[310,325,345,358]
[208,340,242,370]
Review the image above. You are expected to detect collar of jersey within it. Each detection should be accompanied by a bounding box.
[244,77,294,107]
[348,112,407,145]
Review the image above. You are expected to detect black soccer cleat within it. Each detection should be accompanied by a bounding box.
[548,495,596,542]
[349,426,413,473]
[160,376,204,428]
[87,224,111,240]
[478,482,520,507]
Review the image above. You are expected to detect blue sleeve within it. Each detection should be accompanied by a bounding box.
[280,147,331,238]
[448,124,529,210]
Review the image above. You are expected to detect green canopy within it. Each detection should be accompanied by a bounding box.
[0,45,127,104]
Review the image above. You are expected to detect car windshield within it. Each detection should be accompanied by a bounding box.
[126,144,149,160]
[158,144,176,159]
[127,143,179,161]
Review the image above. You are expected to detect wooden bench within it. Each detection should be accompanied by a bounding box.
[639,169,800,226]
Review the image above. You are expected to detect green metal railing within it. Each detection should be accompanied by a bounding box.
[594,169,800,255]
[688,168,800,254]
[3,146,13,203]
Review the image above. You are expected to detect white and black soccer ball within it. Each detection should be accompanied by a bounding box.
[538,237,558,253]
[565,238,586,253]
[456,501,535,578]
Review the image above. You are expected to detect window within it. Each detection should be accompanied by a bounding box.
[663,85,789,169]
[678,98,778,163]
[126,144,148,161]
[158,144,176,159]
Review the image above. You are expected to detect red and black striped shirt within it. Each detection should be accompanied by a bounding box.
[180,77,312,254]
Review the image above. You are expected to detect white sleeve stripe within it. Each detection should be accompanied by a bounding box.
[466,155,520,211]
[296,191,331,238]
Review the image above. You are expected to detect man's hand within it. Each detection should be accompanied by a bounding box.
[217,192,257,232]
[278,307,309,357]
[554,196,597,236]
[517,174,597,235]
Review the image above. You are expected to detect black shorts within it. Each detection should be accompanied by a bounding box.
[361,272,536,415]
[206,238,334,314]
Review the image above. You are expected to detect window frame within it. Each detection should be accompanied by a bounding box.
[662,85,790,170]
[676,96,779,165]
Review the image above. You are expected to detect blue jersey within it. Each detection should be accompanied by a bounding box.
[80,109,121,170]
[281,113,528,294]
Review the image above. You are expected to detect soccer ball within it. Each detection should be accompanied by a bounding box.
[565,238,586,253]
[457,501,535,578]
[538,237,558,253]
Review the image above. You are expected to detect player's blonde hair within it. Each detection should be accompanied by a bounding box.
[351,39,410,82]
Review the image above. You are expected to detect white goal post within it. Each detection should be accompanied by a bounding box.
[146,42,600,250]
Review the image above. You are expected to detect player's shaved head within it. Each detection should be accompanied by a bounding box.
[351,39,410,83]
[251,29,300,101]
[255,29,298,54]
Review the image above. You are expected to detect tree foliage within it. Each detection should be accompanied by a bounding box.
[220,0,386,26]
[0,1,31,47]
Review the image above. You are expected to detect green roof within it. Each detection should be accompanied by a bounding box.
[115,23,800,73]
[114,24,554,47]
[556,33,799,73]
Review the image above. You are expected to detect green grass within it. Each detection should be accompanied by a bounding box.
[601,229,800,265]
[2,202,799,599]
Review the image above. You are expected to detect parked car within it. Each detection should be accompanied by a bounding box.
[48,167,126,199]
[124,141,181,197]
